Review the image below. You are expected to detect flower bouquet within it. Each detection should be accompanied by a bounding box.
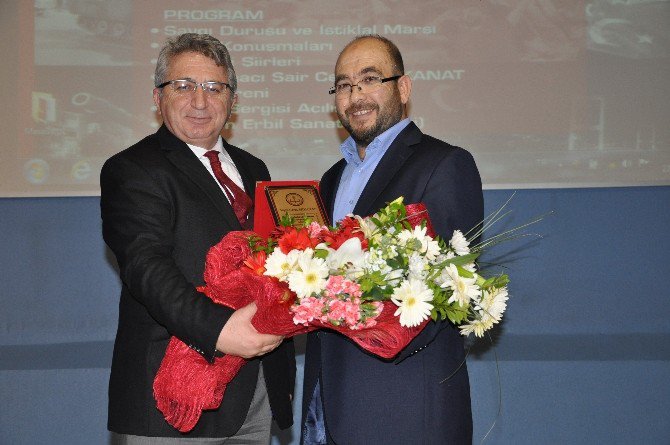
[153,197,511,432]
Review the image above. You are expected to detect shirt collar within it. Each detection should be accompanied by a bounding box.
[340,118,411,165]
[187,137,229,161]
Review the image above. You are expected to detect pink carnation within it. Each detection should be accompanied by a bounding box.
[291,297,325,325]
[325,275,362,299]
[307,221,326,238]
[327,299,361,328]
[324,275,345,296]
[350,301,383,330]
[342,280,362,298]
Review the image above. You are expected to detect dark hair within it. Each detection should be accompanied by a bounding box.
[154,33,237,92]
[343,34,405,74]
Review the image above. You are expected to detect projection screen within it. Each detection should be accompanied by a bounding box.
[1,0,668,196]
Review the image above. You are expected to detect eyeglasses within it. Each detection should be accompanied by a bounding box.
[157,79,233,96]
[329,75,402,97]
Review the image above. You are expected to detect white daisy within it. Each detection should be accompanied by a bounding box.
[459,316,495,337]
[397,225,441,260]
[396,229,412,246]
[449,230,470,256]
[287,250,328,299]
[423,239,441,261]
[440,264,481,307]
[391,278,434,327]
[475,286,508,322]
[462,262,477,273]
[263,247,299,281]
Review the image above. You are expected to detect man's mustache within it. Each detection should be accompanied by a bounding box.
[345,102,378,116]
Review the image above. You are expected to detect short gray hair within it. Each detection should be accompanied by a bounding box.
[154,33,237,92]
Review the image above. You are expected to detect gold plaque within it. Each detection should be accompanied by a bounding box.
[265,184,329,227]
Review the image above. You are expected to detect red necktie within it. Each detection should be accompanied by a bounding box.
[203,150,253,227]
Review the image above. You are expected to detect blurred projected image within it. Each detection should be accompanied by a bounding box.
[23,87,137,187]
[34,0,133,66]
[587,0,669,58]
[4,0,668,195]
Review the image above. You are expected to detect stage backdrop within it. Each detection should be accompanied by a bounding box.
[1,0,669,196]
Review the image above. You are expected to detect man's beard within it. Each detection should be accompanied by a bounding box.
[338,94,403,148]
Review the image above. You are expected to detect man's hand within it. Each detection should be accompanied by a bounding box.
[215,302,283,359]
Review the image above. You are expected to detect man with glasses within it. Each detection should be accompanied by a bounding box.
[301,35,483,445]
[101,33,294,443]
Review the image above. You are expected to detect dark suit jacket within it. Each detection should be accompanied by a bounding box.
[302,122,483,445]
[100,125,295,437]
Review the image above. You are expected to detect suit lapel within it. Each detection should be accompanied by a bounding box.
[322,159,347,220]
[353,122,422,216]
[157,126,240,230]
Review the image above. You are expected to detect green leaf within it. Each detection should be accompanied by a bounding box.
[479,274,509,289]
[442,253,480,266]
[445,304,470,324]
[279,212,295,227]
[364,286,389,302]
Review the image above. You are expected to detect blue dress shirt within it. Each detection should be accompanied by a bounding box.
[332,118,411,223]
[304,118,411,444]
